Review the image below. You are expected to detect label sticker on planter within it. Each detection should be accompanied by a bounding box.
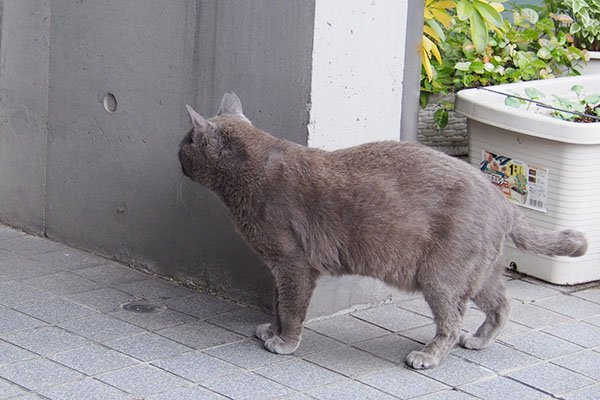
[480,151,548,213]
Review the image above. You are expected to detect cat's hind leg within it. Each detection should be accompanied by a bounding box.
[406,289,467,370]
[460,275,510,350]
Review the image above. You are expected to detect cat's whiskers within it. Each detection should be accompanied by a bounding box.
[177,174,188,210]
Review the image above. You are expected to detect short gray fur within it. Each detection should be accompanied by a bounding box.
[178,93,587,369]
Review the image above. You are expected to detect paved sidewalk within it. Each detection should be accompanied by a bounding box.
[1,223,600,399]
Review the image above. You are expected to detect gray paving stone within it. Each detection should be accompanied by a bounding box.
[573,288,600,305]
[146,386,224,400]
[71,263,148,285]
[396,296,434,317]
[509,300,572,329]
[507,362,594,396]
[202,372,293,400]
[0,281,54,307]
[416,389,479,399]
[307,380,397,400]
[358,366,449,399]
[353,334,423,363]
[0,250,59,280]
[552,351,600,381]
[164,293,242,320]
[0,358,83,391]
[535,295,600,319]
[152,351,239,382]
[116,279,195,301]
[0,340,37,366]
[49,345,137,375]
[417,355,495,387]
[255,359,345,391]
[543,321,600,348]
[0,308,46,335]
[98,365,187,397]
[105,332,191,362]
[5,394,44,400]
[15,297,98,324]
[4,326,90,356]
[352,304,432,332]
[157,320,243,349]
[505,279,562,302]
[109,308,196,331]
[303,345,395,377]
[22,272,103,295]
[207,307,272,337]
[0,225,25,241]
[0,274,9,282]
[562,384,600,400]
[452,342,539,373]
[1,235,67,255]
[0,377,26,397]
[204,339,292,369]
[501,330,583,360]
[67,287,135,312]
[305,315,390,344]
[38,378,134,400]
[462,376,548,400]
[59,313,143,342]
[293,329,344,357]
[398,323,437,344]
[31,248,108,272]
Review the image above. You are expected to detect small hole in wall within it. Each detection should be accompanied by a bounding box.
[103,93,117,113]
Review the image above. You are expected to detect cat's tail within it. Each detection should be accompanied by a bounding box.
[508,213,588,257]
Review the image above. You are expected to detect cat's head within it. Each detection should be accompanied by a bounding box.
[179,92,252,189]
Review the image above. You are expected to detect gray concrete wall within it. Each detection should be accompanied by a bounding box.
[41,0,314,309]
[0,0,50,234]
[1,0,422,316]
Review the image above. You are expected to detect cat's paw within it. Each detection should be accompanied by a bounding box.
[406,351,440,370]
[459,333,490,350]
[256,323,276,342]
[264,335,299,355]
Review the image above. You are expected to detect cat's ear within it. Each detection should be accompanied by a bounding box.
[186,104,215,145]
[218,92,250,122]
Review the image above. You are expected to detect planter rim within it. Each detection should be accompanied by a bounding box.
[455,75,600,145]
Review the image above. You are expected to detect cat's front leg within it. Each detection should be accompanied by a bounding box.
[260,268,317,355]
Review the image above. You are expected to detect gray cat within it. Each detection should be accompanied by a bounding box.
[179,92,588,369]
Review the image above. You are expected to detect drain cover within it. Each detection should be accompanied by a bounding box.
[121,301,164,314]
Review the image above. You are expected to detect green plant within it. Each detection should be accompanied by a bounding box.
[504,84,600,123]
[422,0,506,82]
[421,5,585,129]
[544,0,600,51]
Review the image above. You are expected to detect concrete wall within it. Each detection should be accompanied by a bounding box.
[0,0,50,234]
[0,0,423,317]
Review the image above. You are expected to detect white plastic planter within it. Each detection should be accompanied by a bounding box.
[455,75,600,285]
[581,51,600,75]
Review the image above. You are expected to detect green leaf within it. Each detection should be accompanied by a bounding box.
[457,0,473,21]
[427,20,446,43]
[525,87,546,100]
[571,85,584,95]
[470,61,485,74]
[455,61,472,71]
[472,0,503,28]
[521,8,539,25]
[537,47,552,60]
[585,94,600,104]
[470,8,488,52]
[505,96,524,108]
[420,91,430,109]
[433,108,449,130]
